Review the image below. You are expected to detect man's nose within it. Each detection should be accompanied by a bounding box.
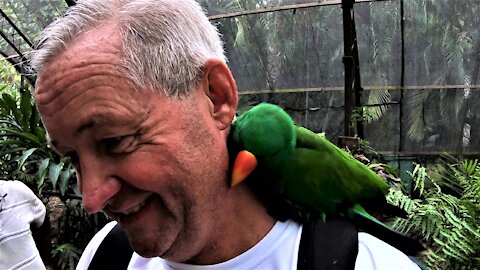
[78,154,121,213]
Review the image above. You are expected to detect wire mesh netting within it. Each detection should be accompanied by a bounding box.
[205,0,480,154]
[0,0,69,86]
[0,0,67,67]
[1,0,479,154]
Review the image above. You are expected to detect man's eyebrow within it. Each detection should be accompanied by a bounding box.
[47,118,97,154]
[76,120,96,135]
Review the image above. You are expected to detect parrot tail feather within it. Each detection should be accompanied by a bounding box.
[352,204,426,256]
[351,204,384,226]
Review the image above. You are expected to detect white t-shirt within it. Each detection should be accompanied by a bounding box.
[77,220,420,270]
[0,180,47,270]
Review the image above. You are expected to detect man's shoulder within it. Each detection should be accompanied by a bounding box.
[356,232,421,270]
[77,221,170,270]
[76,221,118,269]
[76,220,421,270]
[299,219,421,270]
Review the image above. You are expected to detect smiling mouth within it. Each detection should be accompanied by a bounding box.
[122,200,147,215]
[113,195,153,221]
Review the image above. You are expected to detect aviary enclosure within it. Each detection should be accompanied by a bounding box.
[1,0,479,269]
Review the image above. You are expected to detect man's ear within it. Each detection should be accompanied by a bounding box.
[200,58,238,130]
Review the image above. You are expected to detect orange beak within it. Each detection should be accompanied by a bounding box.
[231,150,258,187]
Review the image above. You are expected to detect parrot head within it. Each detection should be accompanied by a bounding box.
[229,103,296,186]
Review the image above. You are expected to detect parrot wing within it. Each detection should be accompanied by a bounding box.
[283,125,389,209]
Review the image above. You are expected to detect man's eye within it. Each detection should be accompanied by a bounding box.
[101,134,136,153]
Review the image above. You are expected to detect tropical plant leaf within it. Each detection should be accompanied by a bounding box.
[364,89,391,123]
[388,156,480,269]
[49,162,64,189]
[0,139,24,147]
[30,103,42,134]
[406,90,429,142]
[59,168,73,196]
[17,148,36,172]
[233,17,246,48]
[52,243,83,270]
[37,158,50,189]
[0,119,22,129]
[2,128,42,147]
[19,90,32,130]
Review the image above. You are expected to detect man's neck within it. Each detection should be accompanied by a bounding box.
[186,184,276,265]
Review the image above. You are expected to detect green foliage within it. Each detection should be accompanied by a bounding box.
[0,61,109,269]
[0,86,75,195]
[351,105,389,128]
[52,199,110,270]
[52,243,83,270]
[387,154,480,269]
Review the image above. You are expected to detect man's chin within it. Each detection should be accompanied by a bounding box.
[129,238,165,258]
[125,225,179,259]
[132,238,200,263]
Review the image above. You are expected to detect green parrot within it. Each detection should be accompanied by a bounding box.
[227,103,424,256]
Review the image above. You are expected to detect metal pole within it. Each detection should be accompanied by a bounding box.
[399,0,405,152]
[342,0,355,137]
[352,7,364,139]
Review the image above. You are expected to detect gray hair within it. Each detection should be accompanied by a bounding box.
[30,0,226,97]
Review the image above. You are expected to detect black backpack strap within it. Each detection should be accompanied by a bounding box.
[88,224,133,270]
[297,218,359,270]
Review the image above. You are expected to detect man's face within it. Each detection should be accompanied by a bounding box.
[34,25,231,261]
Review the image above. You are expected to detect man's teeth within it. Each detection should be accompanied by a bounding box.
[122,200,146,215]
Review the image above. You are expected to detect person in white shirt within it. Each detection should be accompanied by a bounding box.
[0,180,51,270]
[30,0,421,269]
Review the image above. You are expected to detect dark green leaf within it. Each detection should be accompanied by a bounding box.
[2,128,42,146]
[17,148,37,172]
[19,90,32,130]
[49,162,64,189]
[37,158,50,189]
[2,93,22,124]
[33,127,47,144]
[59,169,73,196]
[30,106,42,134]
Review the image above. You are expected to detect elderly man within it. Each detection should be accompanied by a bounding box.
[31,0,420,269]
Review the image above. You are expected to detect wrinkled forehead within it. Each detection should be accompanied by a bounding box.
[34,22,123,97]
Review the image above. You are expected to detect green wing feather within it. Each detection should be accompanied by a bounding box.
[283,125,389,216]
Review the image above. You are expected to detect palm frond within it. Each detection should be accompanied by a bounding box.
[406,90,429,141]
[364,89,391,123]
